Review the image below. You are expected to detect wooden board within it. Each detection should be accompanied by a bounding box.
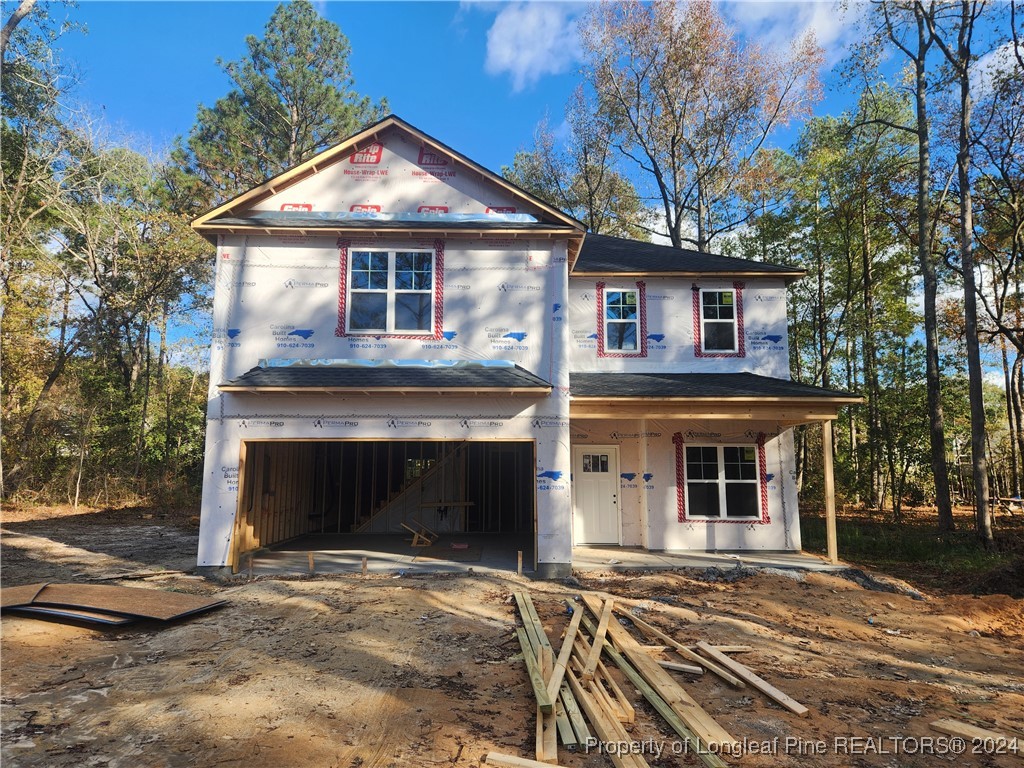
[695,641,809,716]
[933,720,1019,745]
[582,598,613,681]
[547,600,583,700]
[613,605,745,688]
[8,583,225,622]
[572,602,729,768]
[0,583,50,610]
[582,595,737,749]
[515,627,554,714]
[486,753,563,768]
[658,659,705,675]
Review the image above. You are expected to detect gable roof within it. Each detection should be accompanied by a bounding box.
[191,114,585,235]
[572,233,806,280]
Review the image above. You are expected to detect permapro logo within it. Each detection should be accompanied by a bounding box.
[350,143,383,165]
[417,147,448,167]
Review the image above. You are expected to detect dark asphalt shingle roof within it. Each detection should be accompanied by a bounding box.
[221,362,551,391]
[574,233,805,277]
[570,372,858,400]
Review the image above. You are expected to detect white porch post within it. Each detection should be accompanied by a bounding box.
[822,419,839,564]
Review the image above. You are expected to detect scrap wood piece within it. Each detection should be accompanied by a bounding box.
[688,645,753,654]
[485,753,563,768]
[536,646,558,763]
[582,598,614,681]
[930,719,1022,749]
[571,604,729,768]
[559,682,592,746]
[3,583,225,622]
[657,659,705,675]
[553,699,576,749]
[0,583,50,610]
[514,591,554,654]
[612,604,745,688]
[566,668,650,768]
[401,520,438,547]
[515,627,555,714]
[597,659,635,723]
[695,641,809,717]
[546,599,584,701]
[580,595,737,756]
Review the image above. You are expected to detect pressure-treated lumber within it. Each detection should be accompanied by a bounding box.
[695,641,809,717]
[553,699,575,749]
[597,659,635,723]
[565,668,649,768]
[612,604,744,688]
[582,598,613,681]
[657,659,705,675]
[559,682,591,746]
[546,600,584,700]
[686,645,753,654]
[515,627,555,714]
[536,647,557,763]
[581,595,737,750]
[930,718,1021,749]
[572,604,729,768]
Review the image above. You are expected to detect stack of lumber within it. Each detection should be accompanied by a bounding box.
[511,591,593,764]
[493,590,813,768]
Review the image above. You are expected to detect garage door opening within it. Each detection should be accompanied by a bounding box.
[231,440,535,564]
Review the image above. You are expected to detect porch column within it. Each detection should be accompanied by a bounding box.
[821,419,839,564]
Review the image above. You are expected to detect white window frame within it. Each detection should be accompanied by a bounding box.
[347,248,435,335]
[603,286,639,352]
[683,444,760,520]
[699,287,738,353]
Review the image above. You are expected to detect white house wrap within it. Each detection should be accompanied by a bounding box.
[192,116,858,576]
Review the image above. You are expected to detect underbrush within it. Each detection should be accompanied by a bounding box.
[802,507,1023,597]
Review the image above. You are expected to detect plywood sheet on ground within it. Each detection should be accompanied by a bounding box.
[6,605,137,627]
[6,583,225,621]
[0,582,50,609]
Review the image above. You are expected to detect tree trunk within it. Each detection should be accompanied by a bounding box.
[912,1,955,531]
[1003,340,1020,498]
[861,198,881,510]
[949,2,992,546]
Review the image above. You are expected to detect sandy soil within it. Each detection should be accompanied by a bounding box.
[2,505,1022,768]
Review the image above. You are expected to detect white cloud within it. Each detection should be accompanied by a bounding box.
[722,0,868,68]
[972,40,1024,98]
[484,2,583,92]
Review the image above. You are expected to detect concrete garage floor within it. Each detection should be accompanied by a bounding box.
[250,533,845,577]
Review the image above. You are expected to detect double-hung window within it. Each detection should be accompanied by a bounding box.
[349,250,434,334]
[684,445,759,519]
[700,289,738,352]
[604,288,638,351]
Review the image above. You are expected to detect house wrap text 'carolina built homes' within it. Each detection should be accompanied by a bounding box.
[190,116,859,577]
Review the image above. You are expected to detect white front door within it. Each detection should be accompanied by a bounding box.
[572,446,620,545]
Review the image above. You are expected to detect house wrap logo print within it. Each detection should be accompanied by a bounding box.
[350,143,383,165]
[417,147,448,167]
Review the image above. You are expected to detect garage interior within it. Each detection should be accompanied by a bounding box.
[231,439,535,565]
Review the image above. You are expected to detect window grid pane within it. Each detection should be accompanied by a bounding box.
[349,250,434,334]
[701,290,736,352]
[685,445,760,519]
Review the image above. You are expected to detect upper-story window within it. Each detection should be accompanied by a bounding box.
[700,289,737,352]
[604,288,638,351]
[597,280,647,358]
[693,282,745,358]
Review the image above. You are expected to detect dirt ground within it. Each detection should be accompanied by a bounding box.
[2,505,1023,768]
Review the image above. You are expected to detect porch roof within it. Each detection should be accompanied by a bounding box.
[569,372,860,424]
[220,360,552,396]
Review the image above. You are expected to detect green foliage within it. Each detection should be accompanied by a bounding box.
[173,0,387,207]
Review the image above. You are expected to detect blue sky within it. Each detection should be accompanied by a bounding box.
[53,1,873,174]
